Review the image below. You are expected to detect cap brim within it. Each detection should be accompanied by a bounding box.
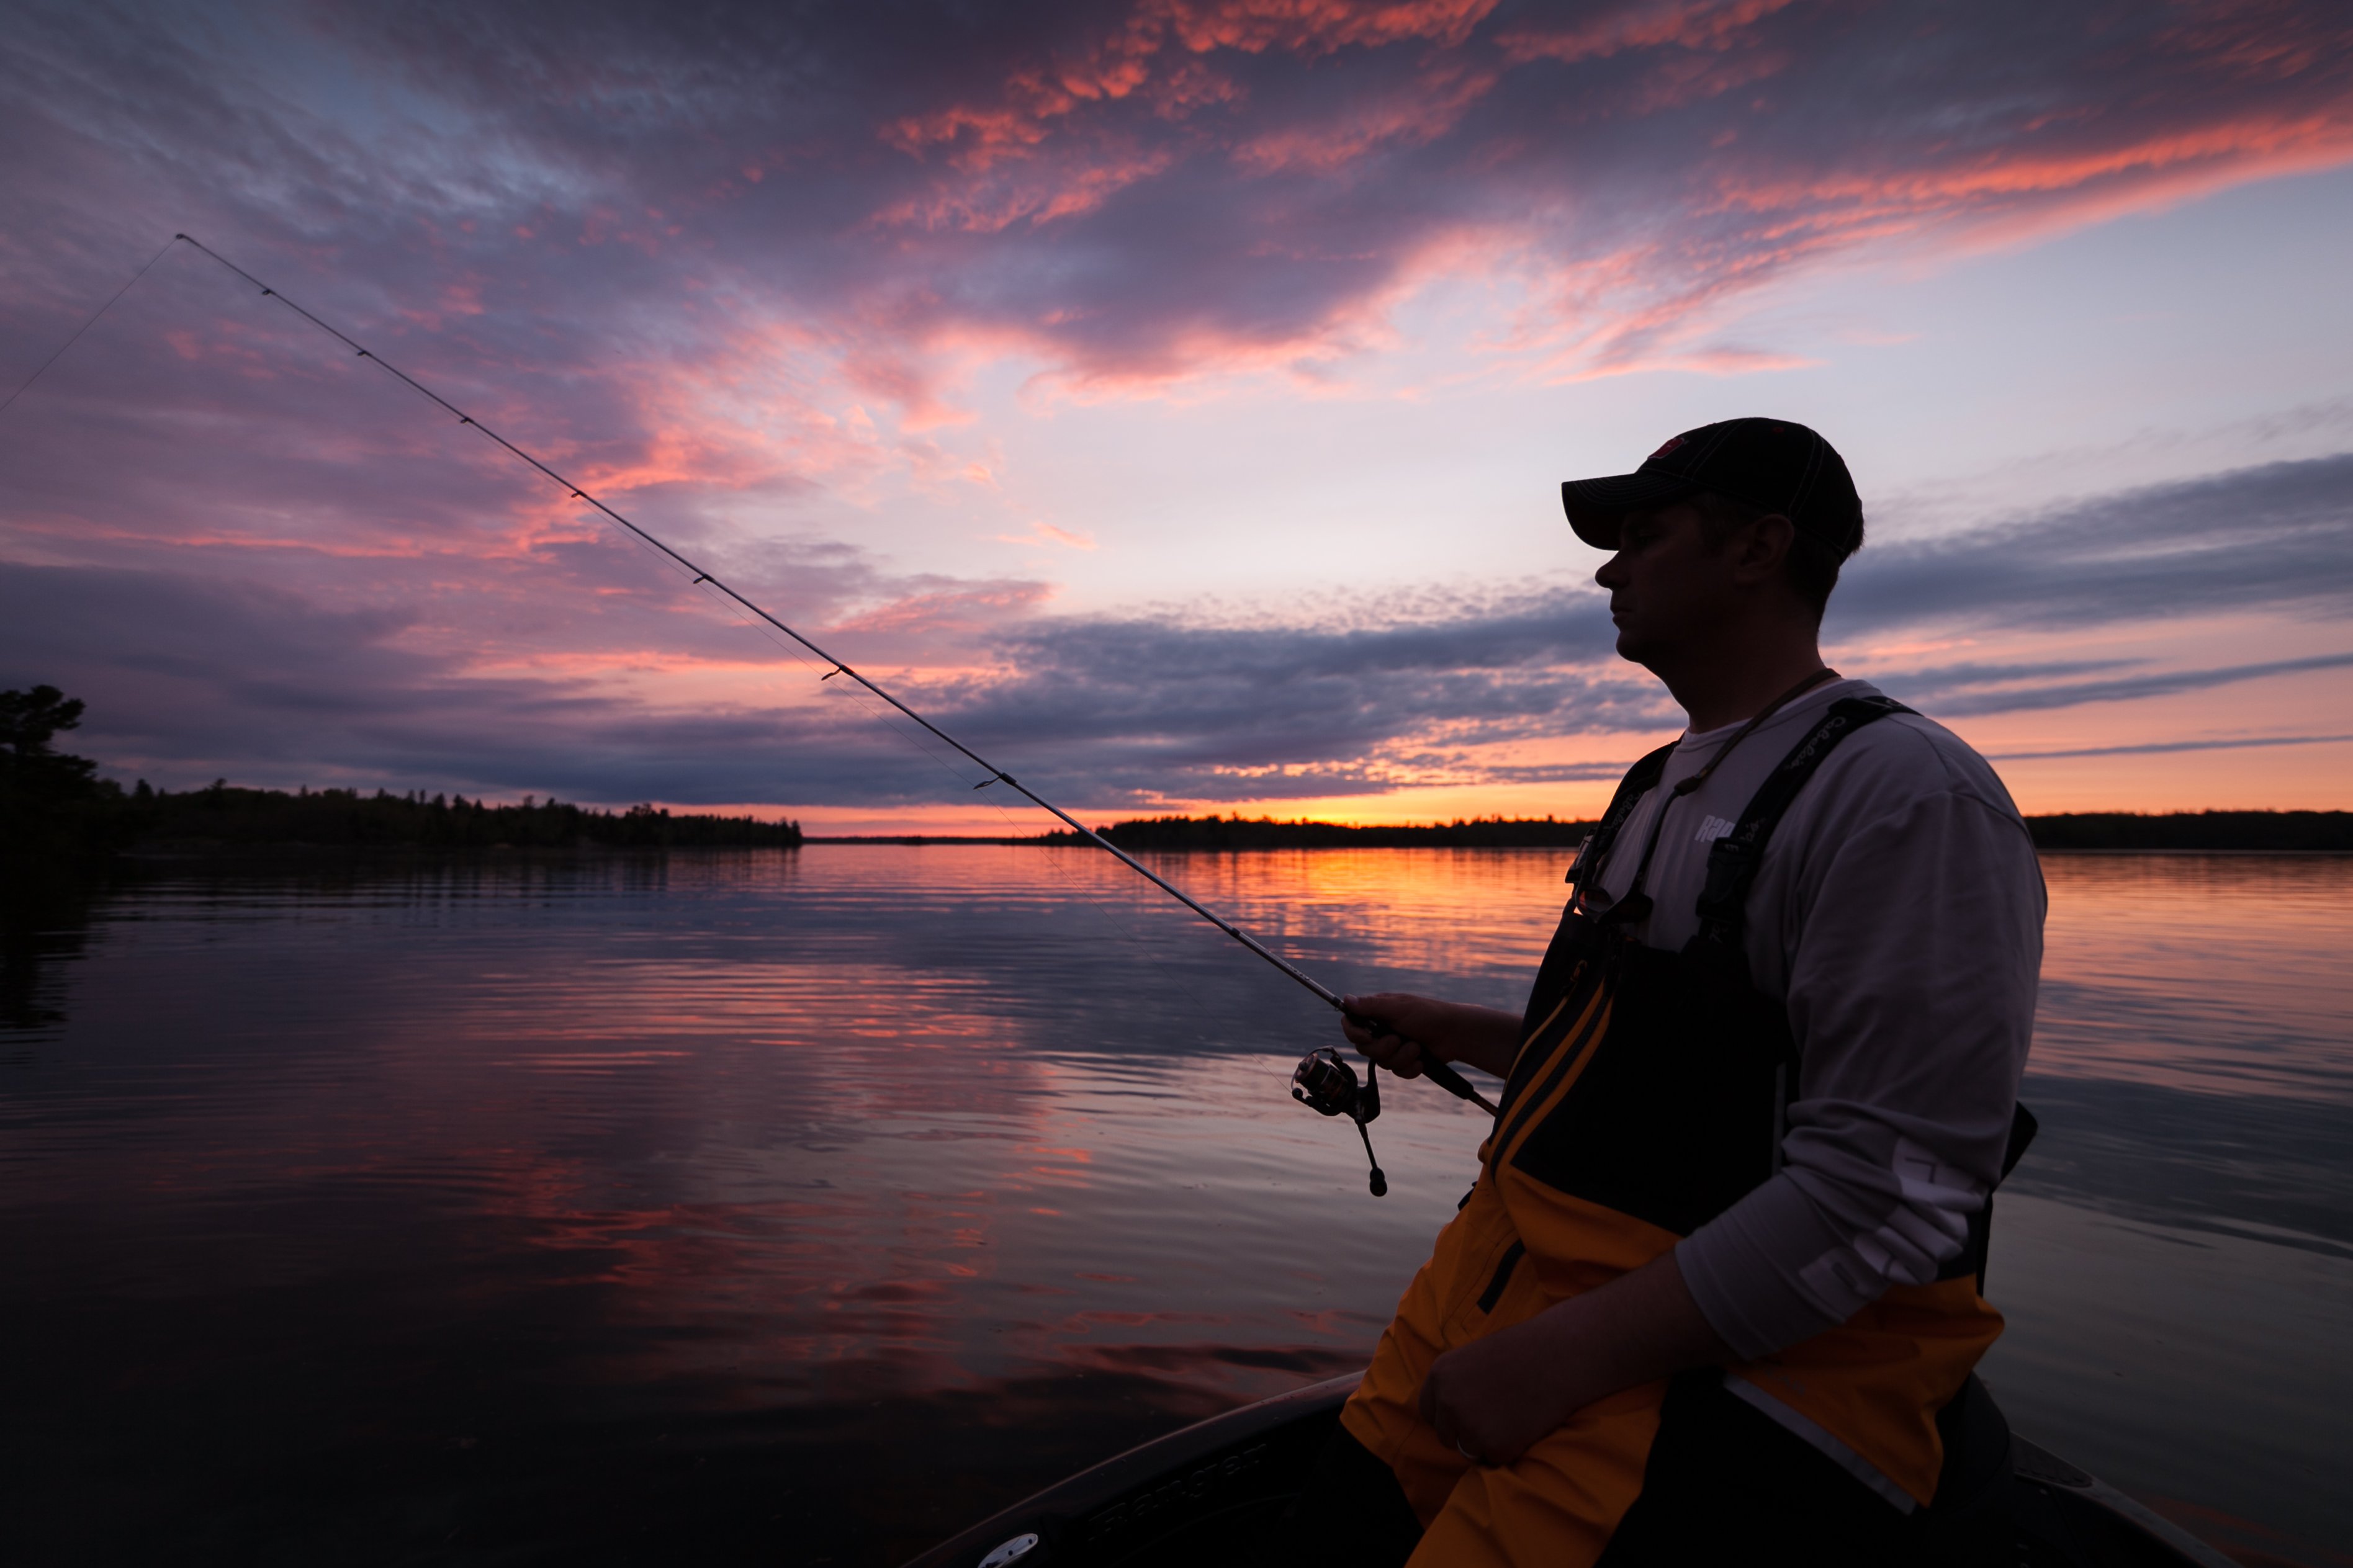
[1560,472,1701,549]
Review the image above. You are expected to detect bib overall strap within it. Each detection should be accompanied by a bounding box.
[1687,695,1915,967]
[1564,741,1677,895]
[1583,669,1846,928]
[1945,1101,2041,1289]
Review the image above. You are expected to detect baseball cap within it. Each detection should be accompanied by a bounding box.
[1559,418,1863,554]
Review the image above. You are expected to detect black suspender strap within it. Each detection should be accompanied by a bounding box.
[1948,1101,2041,1290]
[1565,741,1678,894]
[1688,695,1915,959]
[1580,668,1843,923]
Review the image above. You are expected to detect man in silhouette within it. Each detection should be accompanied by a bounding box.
[1292,419,2043,1566]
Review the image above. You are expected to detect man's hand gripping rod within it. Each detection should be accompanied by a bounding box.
[171,232,1501,1125]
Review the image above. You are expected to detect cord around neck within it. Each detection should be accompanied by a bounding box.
[1604,666,1841,923]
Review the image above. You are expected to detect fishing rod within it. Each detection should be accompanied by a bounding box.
[165,234,1501,1170]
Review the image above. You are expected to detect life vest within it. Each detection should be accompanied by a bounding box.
[1341,697,2024,1567]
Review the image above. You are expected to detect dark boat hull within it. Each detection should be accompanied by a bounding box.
[903,1374,2235,1568]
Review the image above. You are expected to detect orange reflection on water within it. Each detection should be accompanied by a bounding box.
[10,846,2347,1562]
[22,850,2349,1441]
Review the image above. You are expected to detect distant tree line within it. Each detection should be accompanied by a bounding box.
[2,684,801,864]
[10,685,2347,862]
[1044,810,2353,852]
[119,783,804,850]
[1042,814,1599,849]
[2024,811,2353,852]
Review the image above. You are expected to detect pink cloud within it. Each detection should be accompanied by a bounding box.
[5,0,2351,824]
[1230,58,1498,174]
[812,581,1058,642]
[997,522,1099,551]
[816,0,2353,412]
[1495,0,1799,65]
[883,0,1500,173]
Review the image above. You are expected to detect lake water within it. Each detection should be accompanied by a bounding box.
[2,848,2348,1566]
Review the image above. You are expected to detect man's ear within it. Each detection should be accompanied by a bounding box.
[1732,513,1796,584]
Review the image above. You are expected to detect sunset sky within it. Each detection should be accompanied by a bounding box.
[3,0,2350,832]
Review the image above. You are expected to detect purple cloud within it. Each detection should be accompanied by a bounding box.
[4,1,2351,814]
[5,450,2348,807]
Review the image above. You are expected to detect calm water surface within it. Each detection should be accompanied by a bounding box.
[3,848,2347,1565]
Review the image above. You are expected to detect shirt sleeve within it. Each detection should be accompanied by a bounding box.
[1676,786,2044,1360]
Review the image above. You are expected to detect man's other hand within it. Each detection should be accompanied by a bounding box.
[1417,1316,1572,1466]
[1415,1250,1735,1467]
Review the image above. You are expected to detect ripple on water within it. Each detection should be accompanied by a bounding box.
[1,846,2347,1562]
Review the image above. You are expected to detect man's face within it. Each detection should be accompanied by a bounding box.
[1591,501,1733,669]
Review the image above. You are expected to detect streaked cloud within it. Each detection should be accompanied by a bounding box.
[11,0,2352,409]
[8,450,2347,809]
[1834,452,2353,634]
[1988,733,2353,763]
[1896,652,2353,719]
[2,1,2350,818]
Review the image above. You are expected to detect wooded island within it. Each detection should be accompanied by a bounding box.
[8,684,2346,861]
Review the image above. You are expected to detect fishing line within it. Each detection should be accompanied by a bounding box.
[0,236,181,419]
[654,556,1200,995]
[120,233,1505,1120]
[966,782,1309,1102]
[659,518,1306,1106]
[659,434,1341,1103]
[0,244,1275,1111]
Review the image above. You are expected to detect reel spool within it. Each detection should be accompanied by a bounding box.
[1291,1047,1387,1197]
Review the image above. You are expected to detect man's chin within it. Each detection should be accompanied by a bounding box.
[1612,628,1675,676]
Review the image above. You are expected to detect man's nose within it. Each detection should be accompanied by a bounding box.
[1595,552,1629,588]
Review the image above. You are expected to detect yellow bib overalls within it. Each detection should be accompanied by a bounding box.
[1340,698,2012,1566]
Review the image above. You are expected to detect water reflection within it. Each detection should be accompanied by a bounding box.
[2007,858,2353,1258]
[1,848,2347,1564]
[0,863,110,1034]
[2031,855,2353,1098]
[1982,1194,2353,1566]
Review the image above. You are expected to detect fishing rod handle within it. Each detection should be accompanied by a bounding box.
[1418,1057,1497,1114]
[1342,1010,1499,1115]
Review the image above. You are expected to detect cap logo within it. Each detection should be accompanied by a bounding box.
[1647,435,1687,461]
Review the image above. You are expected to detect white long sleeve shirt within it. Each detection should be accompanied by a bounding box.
[1579,678,2045,1359]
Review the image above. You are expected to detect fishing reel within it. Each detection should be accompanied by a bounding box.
[1292,1047,1388,1198]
